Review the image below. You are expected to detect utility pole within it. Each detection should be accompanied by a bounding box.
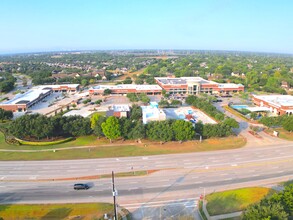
[112,171,118,220]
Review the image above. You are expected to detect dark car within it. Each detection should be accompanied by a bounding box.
[74,183,90,190]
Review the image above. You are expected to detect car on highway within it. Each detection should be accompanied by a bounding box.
[73,183,90,190]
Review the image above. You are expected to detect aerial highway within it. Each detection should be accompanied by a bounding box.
[1,141,293,216]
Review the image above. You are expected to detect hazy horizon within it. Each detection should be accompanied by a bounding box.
[1,0,293,54]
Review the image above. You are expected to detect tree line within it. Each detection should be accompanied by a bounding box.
[242,184,293,219]
[0,109,13,122]
[185,95,225,121]
[9,114,91,140]
[259,115,293,131]
[7,104,238,142]
[0,73,16,93]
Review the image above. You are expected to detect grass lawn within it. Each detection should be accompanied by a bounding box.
[0,132,12,149]
[0,203,113,220]
[0,136,246,160]
[265,128,293,141]
[206,187,273,216]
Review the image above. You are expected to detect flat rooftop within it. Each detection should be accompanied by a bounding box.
[33,84,80,90]
[155,77,217,85]
[1,88,51,105]
[91,84,162,90]
[218,83,244,88]
[254,95,293,107]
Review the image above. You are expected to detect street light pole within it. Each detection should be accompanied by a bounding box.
[112,171,118,220]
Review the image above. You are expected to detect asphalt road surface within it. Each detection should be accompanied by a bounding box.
[1,142,293,219]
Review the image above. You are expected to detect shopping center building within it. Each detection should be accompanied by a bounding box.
[155,77,244,95]
[0,84,80,112]
[252,95,293,115]
[89,84,162,95]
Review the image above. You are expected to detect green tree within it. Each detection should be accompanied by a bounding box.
[81,79,88,87]
[223,118,239,129]
[128,121,146,141]
[282,116,293,132]
[89,79,95,84]
[0,109,13,121]
[146,120,174,142]
[130,105,142,120]
[103,89,112,95]
[90,113,101,129]
[242,203,288,220]
[93,116,106,138]
[101,116,121,142]
[172,120,195,141]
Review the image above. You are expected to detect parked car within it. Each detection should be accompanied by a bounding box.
[74,183,90,190]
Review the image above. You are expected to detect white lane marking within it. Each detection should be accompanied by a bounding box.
[231,164,238,167]
[122,198,199,207]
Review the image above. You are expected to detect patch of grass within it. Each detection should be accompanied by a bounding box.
[0,203,113,220]
[206,187,273,216]
[101,170,149,178]
[0,132,12,149]
[265,128,293,141]
[0,136,246,160]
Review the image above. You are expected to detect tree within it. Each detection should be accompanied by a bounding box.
[0,109,13,121]
[135,78,144,84]
[90,113,101,129]
[128,121,145,141]
[162,89,170,98]
[146,120,174,142]
[140,94,150,104]
[22,77,28,87]
[81,79,88,87]
[172,120,195,141]
[61,116,92,136]
[89,79,95,84]
[119,117,133,139]
[103,89,112,95]
[130,105,142,121]
[93,116,106,138]
[242,203,288,220]
[223,118,239,129]
[123,77,132,84]
[282,116,293,132]
[101,116,121,142]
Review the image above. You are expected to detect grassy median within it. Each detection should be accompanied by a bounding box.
[206,187,273,216]
[0,136,246,160]
[0,203,114,220]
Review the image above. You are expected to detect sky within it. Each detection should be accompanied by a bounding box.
[0,0,293,54]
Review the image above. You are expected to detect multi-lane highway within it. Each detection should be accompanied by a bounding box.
[1,141,293,214]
